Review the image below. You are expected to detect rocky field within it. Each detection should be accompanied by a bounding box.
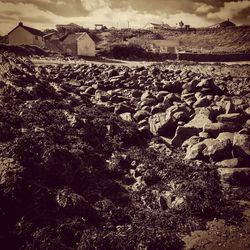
[0,53,249,249]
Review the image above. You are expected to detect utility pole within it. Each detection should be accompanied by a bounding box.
[128,21,130,29]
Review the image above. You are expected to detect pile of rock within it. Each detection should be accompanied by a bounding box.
[1,54,249,187]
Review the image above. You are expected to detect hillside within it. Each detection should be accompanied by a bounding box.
[95,26,250,54]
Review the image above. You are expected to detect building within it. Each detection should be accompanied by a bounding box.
[8,22,45,47]
[209,19,236,28]
[129,37,179,54]
[44,32,62,53]
[148,40,179,53]
[95,24,107,31]
[60,32,96,57]
[144,23,172,30]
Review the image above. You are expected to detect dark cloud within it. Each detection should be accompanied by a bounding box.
[1,0,87,17]
[0,0,249,29]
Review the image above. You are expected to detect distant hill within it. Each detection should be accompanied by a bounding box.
[95,26,250,54]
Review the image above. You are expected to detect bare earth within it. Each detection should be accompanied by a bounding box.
[183,200,250,250]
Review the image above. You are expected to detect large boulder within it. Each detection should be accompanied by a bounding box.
[171,108,212,147]
[185,142,206,160]
[233,133,250,158]
[148,112,177,137]
[171,126,201,147]
[203,139,233,162]
[203,123,234,137]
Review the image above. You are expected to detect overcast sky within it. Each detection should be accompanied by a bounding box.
[0,0,249,35]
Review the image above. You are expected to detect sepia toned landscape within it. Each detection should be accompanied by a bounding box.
[0,1,250,249]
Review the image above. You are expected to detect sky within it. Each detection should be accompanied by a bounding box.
[0,0,249,35]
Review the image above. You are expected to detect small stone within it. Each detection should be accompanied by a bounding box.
[119,112,132,122]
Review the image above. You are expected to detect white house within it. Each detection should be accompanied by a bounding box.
[8,22,45,47]
[148,40,179,53]
[60,32,96,57]
[144,23,172,30]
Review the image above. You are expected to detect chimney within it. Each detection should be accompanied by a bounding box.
[19,22,23,26]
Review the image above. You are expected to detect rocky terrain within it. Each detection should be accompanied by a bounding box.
[97,26,250,54]
[0,53,249,249]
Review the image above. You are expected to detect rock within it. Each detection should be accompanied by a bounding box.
[140,98,156,107]
[244,119,250,129]
[181,136,200,151]
[151,105,165,115]
[196,78,215,89]
[215,158,243,168]
[203,123,234,137]
[165,93,181,103]
[107,69,119,78]
[149,141,172,157]
[162,80,182,93]
[186,108,213,129]
[198,132,210,139]
[225,101,236,114]
[119,112,133,122]
[171,126,201,147]
[95,90,110,102]
[233,133,250,158]
[171,109,212,147]
[156,91,169,102]
[194,96,212,108]
[185,142,206,160]
[131,89,142,98]
[203,139,233,162]
[173,111,190,122]
[133,110,150,122]
[140,90,153,101]
[216,132,234,143]
[114,104,134,115]
[148,112,177,137]
[218,168,250,186]
[182,79,198,92]
[217,113,245,123]
[84,87,96,95]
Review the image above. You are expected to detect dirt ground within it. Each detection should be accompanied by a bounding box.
[182,200,250,250]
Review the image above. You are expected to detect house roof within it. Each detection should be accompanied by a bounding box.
[209,19,236,28]
[60,32,91,44]
[43,32,59,40]
[8,22,44,36]
[219,20,235,26]
[144,23,171,29]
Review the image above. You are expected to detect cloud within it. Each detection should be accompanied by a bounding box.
[80,0,111,11]
[0,0,249,35]
[207,0,250,20]
[195,2,214,14]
